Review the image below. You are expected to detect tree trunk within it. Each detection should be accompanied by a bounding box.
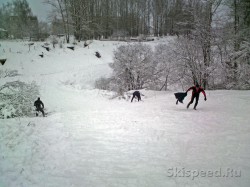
[233,0,239,83]
[57,0,70,43]
[202,1,213,89]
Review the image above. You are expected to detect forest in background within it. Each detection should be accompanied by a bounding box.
[0,0,249,90]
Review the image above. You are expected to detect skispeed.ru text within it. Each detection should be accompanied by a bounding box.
[167,167,241,180]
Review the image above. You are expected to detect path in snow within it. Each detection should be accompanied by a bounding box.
[1,89,250,187]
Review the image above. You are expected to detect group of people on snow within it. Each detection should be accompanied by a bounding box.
[131,82,207,110]
[34,83,207,117]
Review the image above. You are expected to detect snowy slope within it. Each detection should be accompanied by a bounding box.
[0,39,250,187]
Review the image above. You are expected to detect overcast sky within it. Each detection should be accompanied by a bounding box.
[0,0,51,21]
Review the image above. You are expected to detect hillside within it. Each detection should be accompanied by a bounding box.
[0,39,250,187]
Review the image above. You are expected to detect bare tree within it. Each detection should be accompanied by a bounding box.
[44,0,71,43]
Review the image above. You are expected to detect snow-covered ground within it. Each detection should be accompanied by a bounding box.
[0,39,250,187]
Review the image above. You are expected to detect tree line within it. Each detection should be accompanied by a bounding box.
[43,0,249,41]
[1,0,249,44]
[92,0,249,90]
[44,0,250,89]
[0,0,249,90]
[0,0,50,40]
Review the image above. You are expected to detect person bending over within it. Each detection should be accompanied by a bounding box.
[131,91,141,102]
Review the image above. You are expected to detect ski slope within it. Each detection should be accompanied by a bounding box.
[0,39,250,187]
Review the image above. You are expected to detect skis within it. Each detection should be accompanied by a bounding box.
[33,109,54,117]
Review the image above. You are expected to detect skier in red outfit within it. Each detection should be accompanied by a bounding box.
[186,83,207,110]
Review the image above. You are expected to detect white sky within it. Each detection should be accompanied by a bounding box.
[0,0,51,21]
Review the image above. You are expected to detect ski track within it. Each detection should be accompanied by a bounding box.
[0,40,250,187]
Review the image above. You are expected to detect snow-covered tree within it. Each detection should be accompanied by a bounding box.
[171,37,214,87]
[110,43,155,92]
[153,43,177,90]
[0,81,39,118]
[0,69,19,78]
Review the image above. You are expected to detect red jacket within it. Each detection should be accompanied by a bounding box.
[187,86,206,98]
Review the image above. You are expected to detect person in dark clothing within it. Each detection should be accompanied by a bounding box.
[174,92,187,104]
[131,91,141,102]
[34,97,45,117]
[186,83,207,110]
